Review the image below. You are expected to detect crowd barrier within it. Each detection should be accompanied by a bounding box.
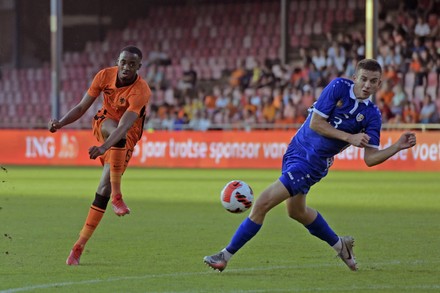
[0,129,439,171]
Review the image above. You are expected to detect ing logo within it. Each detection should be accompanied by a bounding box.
[58,134,79,158]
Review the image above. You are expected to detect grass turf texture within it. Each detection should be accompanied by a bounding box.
[0,166,439,293]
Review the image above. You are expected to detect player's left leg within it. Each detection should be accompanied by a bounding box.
[286,196,357,271]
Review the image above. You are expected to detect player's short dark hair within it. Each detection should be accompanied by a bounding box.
[356,59,382,74]
[120,46,143,60]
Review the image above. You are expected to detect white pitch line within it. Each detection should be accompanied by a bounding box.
[1,260,439,293]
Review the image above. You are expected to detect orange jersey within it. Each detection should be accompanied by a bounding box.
[88,67,151,167]
[88,66,151,120]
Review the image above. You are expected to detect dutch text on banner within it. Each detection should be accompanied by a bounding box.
[0,130,439,171]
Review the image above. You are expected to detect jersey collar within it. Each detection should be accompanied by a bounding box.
[350,84,370,105]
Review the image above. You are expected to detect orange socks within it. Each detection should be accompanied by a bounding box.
[74,193,109,247]
[110,146,127,197]
[76,206,105,246]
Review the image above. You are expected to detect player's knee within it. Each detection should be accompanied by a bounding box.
[114,138,127,148]
[97,184,112,198]
[288,208,307,223]
[92,193,110,209]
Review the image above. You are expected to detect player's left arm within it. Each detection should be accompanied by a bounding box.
[363,132,417,167]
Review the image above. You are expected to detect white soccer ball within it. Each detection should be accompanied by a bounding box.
[220,180,254,213]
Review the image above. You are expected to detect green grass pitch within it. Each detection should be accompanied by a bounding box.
[0,166,439,292]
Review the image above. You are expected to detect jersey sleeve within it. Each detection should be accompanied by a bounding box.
[126,83,151,115]
[364,106,382,148]
[87,69,106,98]
[312,78,344,118]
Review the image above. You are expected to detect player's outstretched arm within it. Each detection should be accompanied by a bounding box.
[363,132,417,167]
[48,93,96,133]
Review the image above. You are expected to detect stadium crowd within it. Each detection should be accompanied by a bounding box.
[143,0,440,131]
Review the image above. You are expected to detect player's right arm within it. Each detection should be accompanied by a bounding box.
[48,93,96,133]
[310,112,371,147]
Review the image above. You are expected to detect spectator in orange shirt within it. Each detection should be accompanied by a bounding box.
[402,100,419,123]
[376,79,394,106]
[229,59,246,89]
[262,96,277,123]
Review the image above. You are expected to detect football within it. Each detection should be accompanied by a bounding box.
[220,180,254,213]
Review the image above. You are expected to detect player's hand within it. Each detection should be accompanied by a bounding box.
[48,119,62,133]
[88,146,107,159]
[397,132,416,150]
[347,133,370,147]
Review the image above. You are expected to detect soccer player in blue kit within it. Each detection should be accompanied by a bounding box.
[203,59,417,272]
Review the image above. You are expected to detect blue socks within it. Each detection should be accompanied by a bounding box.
[224,213,337,255]
[305,212,339,246]
[226,217,262,254]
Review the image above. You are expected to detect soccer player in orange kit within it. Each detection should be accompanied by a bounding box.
[48,46,151,265]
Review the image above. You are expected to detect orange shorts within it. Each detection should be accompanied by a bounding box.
[92,109,139,170]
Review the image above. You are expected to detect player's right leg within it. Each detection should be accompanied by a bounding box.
[98,118,131,216]
[204,180,290,272]
[285,187,357,271]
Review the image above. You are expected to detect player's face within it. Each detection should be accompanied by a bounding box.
[117,51,141,85]
[352,69,382,99]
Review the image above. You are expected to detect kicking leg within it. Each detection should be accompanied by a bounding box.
[101,119,130,216]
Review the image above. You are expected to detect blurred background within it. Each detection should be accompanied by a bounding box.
[0,0,439,131]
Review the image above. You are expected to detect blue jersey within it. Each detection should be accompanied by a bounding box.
[279,78,382,196]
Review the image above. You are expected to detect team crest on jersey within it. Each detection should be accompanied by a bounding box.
[356,113,364,122]
[336,99,343,108]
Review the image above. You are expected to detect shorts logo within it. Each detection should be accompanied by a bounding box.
[287,172,294,180]
[336,99,343,108]
[119,97,126,106]
[356,113,364,122]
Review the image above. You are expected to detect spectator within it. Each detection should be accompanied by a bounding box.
[414,15,431,37]
[214,86,228,110]
[312,48,327,71]
[248,59,263,88]
[308,62,323,88]
[377,98,394,122]
[261,96,277,124]
[383,64,400,86]
[376,79,395,106]
[435,93,440,118]
[145,108,162,130]
[390,84,408,122]
[243,108,257,131]
[344,56,358,78]
[173,112,189,130]
[189,109,211,131]
[229,59,246,89]
[419,93,438,123]
[297,84,314,118]
[161,111,175,130]
[410,51,424,96]
[177,60,197,94]
[402,100,419,123]
[146,63,166,90]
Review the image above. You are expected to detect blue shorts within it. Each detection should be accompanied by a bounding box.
[279,143,330,196]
